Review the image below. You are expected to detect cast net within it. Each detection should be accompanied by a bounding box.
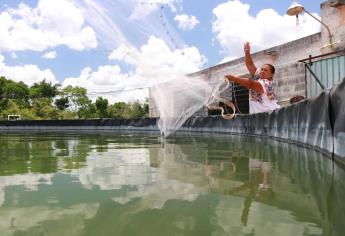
[74,0,235,137]
[151,74,235,137]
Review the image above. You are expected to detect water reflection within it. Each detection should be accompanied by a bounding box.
[0,133,344,235]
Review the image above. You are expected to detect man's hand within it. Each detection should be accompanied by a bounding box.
[244,41,250,54]
[244,41,256,77]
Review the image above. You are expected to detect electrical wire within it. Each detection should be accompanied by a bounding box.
[86,86,149,95]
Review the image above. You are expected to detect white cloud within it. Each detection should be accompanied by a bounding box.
[63,36,206,103]
[174,14,199,31]
[63,65,128,88]
[109,36,206,77]
[0,173,53,207]
[212,0,321,59]
[0,54,58,86]
[42,51,57,59]
[74,149,152,190]
[0,0,97,52]
[0,203,99,235]
[62,65,143,103]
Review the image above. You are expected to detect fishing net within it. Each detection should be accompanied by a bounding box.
[73,0,236,136]
[151,74,235,137]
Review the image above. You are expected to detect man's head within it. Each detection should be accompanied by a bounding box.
[259,64,275,80]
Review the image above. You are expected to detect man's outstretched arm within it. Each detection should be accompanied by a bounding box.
[225,74,264,94]
[244,42,257,78]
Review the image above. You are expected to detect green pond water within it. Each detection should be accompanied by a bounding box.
[0,132,344,236]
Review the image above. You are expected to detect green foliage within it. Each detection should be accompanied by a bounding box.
[126,101,146,119]
[0,76,30,109]
[143,98,149,116]
[0,100,38,120]
[0,77,149,120]
[108,102,127,118]
[61,85,88,114]
[0,100,22,120]
[55,97,69,111]
[77,99,97,119]
[20,109,40,120]
[95,96,108,118]
[0,76,6,98]
[29,79,59,99]
[5,81,29,100]
[60,110,77,120]
[108,100,149,119]
[31,98,60,120]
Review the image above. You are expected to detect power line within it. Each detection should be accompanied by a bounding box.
[86,86,149,95]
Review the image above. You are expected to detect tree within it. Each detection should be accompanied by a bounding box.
[0,100,38,120]
[0,76,6,99]
[127,101,147,119]
[108,102,127,118]
[77,99,97,119]
[95,96,108,118]
[61,85,89,115]
[0,77,8,109]
[119,100,148,119]
[143,98,149,117]
[107,100,149,119]
[5,81,30,107]
[0,76,150,120]
[0,76,30,109]
[55,97,69,111]
[31,98,60,119]
[29,79,59,99]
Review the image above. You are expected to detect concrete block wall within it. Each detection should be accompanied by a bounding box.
[149,33,321,116]
[275,63,305,106]
[321,1,345,52]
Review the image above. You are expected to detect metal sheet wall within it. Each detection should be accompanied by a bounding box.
[307,55,345,98]
[330,77,345,162]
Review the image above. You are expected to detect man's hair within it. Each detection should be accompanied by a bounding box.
[264,64,275,74]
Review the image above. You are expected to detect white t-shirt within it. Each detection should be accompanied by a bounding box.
[249,79,280,114]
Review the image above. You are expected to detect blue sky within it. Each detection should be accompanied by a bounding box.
[0,0,324,102]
